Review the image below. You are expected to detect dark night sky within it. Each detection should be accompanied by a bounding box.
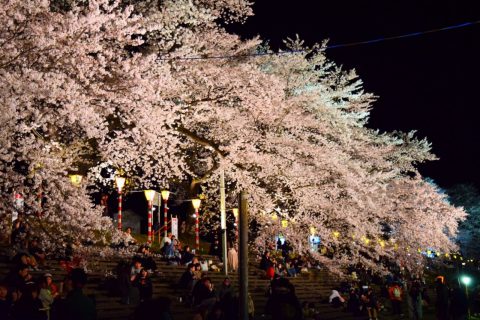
[229,0,480,190]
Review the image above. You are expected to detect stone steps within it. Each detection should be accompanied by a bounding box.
[1,252,346,320]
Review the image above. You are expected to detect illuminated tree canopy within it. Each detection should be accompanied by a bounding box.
[0,0,466,274]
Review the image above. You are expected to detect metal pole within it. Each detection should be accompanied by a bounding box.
[157,195,161,238]
[220,170,228,275]
[117,191,122,230]
[239,191,249,320]
[466,285,470,320]
[147,200,152,243]
[195,208,200,251]
[164,200,168,238]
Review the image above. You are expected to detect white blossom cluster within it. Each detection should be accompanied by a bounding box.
[0,0,466,274]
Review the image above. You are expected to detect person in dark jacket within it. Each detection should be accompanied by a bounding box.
[133,269,153,302]
[209,239,222,260]
[180,245,195,265]
[450,282,468,320]
[0,282,13,320]
[265,277,303,320]
[60,268,96,320]
[366,288,379,320]
[11,282,46,320]
[435,277,449,320]
[192,277,217,308]
[178,263,195,290]
[260,251,272,271]
[4,264,31,301]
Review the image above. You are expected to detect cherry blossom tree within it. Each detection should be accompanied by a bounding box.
[0,0,466,274]
[446,183,480,258]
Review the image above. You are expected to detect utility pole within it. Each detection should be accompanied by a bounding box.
[239,191,249,320]
[220,170,228,275]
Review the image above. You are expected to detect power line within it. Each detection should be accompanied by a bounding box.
[158,19,480,61]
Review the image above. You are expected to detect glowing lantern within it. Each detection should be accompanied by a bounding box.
[69,174,83,186]
[144,190,156,243]
[281,219,288,228]
[192,199,201,251]
[115,176,126,230]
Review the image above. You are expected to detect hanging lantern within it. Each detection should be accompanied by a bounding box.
[281,219,288,228]
[271,213,278,221]
[69,174,83,186]
[333,231,340,238]
[310,226,316,235]
[115,176,126,192]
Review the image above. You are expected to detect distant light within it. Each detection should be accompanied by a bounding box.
[161,190,170,201]
[115,176,126,191]
[232,208,239,218]
[69,174,83,186]
[460,275,472,286]
[192,198,201,210]
[144,190,156,201]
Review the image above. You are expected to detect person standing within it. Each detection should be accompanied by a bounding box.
[265,277,302,320]
[366,288,379,320]
[133,269,153,303]
[209,239,222,260]
[388,282,404,317]
[435,277,449,320]
[227,244,238,272]
[450,282,468,320]
[408,280,423,320]
[61,268,96,320]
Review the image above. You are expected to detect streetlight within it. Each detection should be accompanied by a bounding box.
[192,199,201,252]
[161,190,170,238]
[69,174,83,187]
[461,275,472,319]
[115,176,126,230]
[144,190,156,244]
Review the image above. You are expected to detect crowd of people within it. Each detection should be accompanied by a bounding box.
[4,217,480,320]
[1,262,95,320]
[259,249,311,280]
[1,216,98,320]
[323,274,476,320]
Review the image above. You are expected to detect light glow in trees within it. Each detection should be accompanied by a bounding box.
[0,0,466,273]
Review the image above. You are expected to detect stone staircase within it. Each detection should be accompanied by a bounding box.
[0,251,365,320]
